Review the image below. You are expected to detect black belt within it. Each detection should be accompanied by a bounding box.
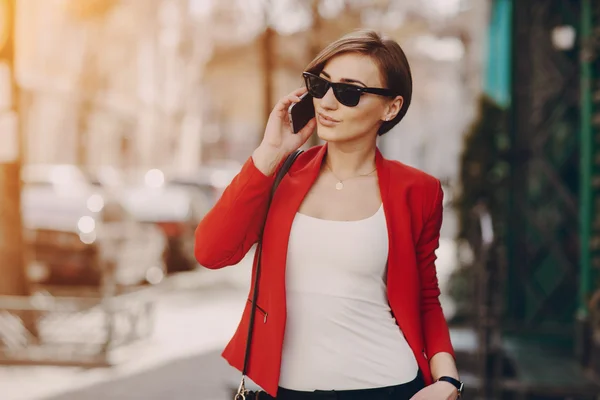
[275,371,425,400]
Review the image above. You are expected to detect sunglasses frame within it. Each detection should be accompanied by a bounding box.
[302,72,396,107]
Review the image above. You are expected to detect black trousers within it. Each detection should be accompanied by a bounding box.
[265,372,425,400]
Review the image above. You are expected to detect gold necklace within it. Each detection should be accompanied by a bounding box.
[326,163,377,190]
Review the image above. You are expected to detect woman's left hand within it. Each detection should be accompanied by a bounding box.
[409,381,459,400]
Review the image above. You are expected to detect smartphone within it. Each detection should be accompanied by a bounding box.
[288,93,315,133]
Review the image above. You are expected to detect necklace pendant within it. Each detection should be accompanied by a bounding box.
[335,181,344,190]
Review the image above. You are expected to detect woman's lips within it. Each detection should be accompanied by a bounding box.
[317,112,340,127]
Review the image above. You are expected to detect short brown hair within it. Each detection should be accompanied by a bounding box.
[304,29,412,136]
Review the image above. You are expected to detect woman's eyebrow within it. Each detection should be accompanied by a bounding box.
[320,70,367,87]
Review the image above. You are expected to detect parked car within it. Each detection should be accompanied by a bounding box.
[85,166,208,273]
[21,164,167,287]
[166,161,242,209]
[115,182,203,274]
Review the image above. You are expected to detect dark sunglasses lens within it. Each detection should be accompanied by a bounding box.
[334,84,362,107]
[305,75,329,98]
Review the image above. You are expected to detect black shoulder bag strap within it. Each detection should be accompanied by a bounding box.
[236,149,303,400]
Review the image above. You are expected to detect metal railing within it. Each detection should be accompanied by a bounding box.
[468,201,506,399]
[0,285,157,367]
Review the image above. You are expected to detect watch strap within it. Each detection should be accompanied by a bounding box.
[437,376,464,396]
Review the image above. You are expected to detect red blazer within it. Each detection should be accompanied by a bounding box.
[194,145,455,397]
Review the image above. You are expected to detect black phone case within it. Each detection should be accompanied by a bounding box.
[289,93,315,133]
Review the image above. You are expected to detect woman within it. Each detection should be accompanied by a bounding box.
[195,30,462,400]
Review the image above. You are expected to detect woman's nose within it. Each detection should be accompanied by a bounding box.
[320,86,338,110]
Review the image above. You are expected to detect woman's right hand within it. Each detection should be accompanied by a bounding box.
[252,88,316,176]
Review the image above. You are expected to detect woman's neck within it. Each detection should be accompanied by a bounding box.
[324,139,377,180]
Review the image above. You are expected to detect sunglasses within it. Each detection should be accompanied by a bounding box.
[303,72,396,107]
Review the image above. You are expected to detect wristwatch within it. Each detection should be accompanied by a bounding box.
[437,376,464,397]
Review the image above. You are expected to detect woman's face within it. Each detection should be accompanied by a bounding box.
[312,53,402,144]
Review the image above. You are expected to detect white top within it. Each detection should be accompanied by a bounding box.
[279,205,419,391]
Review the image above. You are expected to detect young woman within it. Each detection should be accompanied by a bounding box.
[195,30,462,400]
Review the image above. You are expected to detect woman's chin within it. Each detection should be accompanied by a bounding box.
[317,128,368,145]
[316,126,344,142]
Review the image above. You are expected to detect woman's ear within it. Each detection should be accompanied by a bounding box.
[382,95,404,121]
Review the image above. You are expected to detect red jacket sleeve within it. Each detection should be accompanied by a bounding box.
[418,180,455,360]
[194,156,276,269]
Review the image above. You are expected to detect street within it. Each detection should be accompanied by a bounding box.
[45,350,242,400]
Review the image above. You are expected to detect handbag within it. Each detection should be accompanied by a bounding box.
[234,149,304,400]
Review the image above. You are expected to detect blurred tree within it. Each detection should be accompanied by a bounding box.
[448,95,510,321]
[456,95,510,241]
[0,0,28,298]
[65,0,118,167]
[0,0,39,340]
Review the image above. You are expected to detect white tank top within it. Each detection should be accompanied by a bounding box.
[279,205,419,391]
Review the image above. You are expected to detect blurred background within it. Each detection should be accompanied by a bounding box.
[0,0,599,399]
